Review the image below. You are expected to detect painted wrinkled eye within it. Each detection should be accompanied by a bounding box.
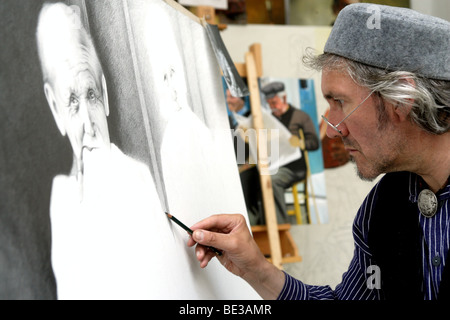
[88,89,96,101]
[69,94,79,107]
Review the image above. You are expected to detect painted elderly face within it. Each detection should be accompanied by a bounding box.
[51,60,110,168]
[266,95,286,117]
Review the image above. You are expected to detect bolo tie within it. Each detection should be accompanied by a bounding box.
[417,176,449,218]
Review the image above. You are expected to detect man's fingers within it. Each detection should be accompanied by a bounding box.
[193,229,234,252]
[190,214,243,234]
[187,235,196,247]
[189,214,251,270]
[195,245,216,268]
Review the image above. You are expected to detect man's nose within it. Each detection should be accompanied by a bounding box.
[80,100,95,136]
[326,125,342,139]
[325,111,348,139]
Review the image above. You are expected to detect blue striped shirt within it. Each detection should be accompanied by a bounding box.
[278,172,450,300]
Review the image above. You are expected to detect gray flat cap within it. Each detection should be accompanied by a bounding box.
[261,81,285,99]
[324,3,450,81]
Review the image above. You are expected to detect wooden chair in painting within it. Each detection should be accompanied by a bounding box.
[287,128,317,224]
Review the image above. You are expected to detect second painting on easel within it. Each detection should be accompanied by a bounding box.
[227,77,329,225]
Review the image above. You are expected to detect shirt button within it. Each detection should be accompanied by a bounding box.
[432,256,441,266]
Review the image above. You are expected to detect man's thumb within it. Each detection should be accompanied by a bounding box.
[193,230,204,242]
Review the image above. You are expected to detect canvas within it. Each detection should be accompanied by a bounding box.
[0,0,259,299]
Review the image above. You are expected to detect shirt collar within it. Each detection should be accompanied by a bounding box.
[409,172,450,203]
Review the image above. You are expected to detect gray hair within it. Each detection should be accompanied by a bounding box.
[36,3,103,87]
[303,50,450,135]
[275,91,287,99]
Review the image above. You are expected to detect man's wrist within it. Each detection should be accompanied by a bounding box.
[244,259,286,300]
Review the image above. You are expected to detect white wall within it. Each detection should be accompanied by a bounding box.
[221,24,332,117]
[411,0,450,21]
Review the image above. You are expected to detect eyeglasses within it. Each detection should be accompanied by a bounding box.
[321,90,376,135]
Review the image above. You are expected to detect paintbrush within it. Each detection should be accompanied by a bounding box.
[165,212,222,256]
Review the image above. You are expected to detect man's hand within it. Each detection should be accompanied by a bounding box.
[187,214,285,300]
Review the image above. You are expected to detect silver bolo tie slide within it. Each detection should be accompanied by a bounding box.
[418,189,438,218]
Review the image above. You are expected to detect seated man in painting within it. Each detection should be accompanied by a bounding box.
[261,81,319,224]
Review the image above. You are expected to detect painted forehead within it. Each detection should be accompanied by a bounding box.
[37,3,103,85]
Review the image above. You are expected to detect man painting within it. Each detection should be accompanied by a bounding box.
[188,4,450,300]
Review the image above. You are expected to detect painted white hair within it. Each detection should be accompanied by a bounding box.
[36,2,103,86]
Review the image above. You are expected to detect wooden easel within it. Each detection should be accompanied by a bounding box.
[235,44,301,268]
[191,6,227,30]
[189,7,300,267]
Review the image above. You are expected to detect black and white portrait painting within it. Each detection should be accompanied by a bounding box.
[0,0,258,299]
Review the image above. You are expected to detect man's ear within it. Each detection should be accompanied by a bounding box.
[101,74,109,117]
[393,77,415,122]
[43,82,66,136]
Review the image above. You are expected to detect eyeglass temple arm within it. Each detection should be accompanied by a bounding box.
[334,89,376,128]
[321,115,342,134]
